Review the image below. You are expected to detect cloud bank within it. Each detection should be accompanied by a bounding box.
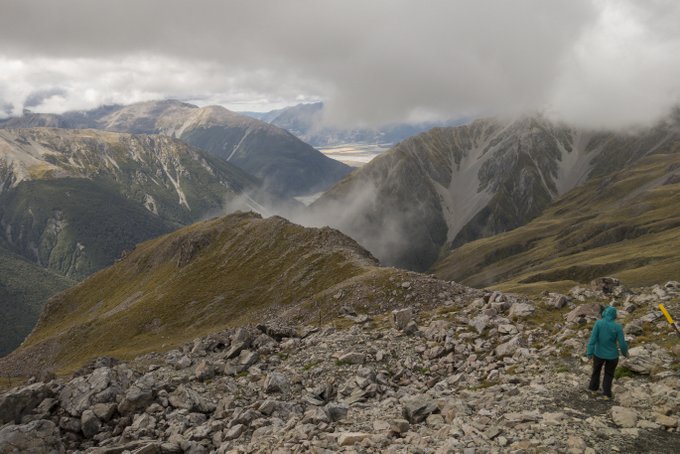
[1,0,680,128]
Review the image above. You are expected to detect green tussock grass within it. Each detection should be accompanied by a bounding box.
[13,212,378,374]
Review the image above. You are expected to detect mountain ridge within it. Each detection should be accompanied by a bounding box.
[1,100,353,197]
[309,113,680,272]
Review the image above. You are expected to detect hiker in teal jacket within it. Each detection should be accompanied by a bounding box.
[586,306,629,398]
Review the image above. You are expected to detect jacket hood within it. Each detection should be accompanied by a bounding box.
[603,306,617,321]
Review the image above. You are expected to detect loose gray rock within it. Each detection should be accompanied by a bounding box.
[0,382,51,424]
[80,409,101,438]
[324,402,349,422]
[611,406,638,428]
[392,307,414,330]
[0,419,64,453]
[509,302,535,319]
[168,385,215,413]
[402,396,438,424]
[264,372,290,394]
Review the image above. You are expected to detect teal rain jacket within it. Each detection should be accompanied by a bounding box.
[586,306,629,360]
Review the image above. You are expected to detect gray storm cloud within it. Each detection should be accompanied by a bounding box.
[1,0,679,128]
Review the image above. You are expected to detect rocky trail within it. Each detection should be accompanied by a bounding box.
[1,277,679,453]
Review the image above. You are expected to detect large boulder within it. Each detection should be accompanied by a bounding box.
[392,308,414,330]
[495,336,525,358]
[509,302,535,319]
[168,385,215,413]
[623,344,672,375]
[264,372,290,394]
[0,382,51,424]
[402,395,438,424]
[59,367,126,417]
[118,373,156,414]
[0,419,64,453]
[591,277,623,295]
[565,303,602,324]
[611,406,638,428]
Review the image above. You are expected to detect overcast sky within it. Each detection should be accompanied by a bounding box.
[1,0,680,128]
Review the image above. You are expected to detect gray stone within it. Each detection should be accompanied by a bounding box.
[81,409,101,438]
[565,303,603,324]
[194,360,215,382]
[59,367,122,417]
[624,320,644,336]
[509,302,535,319]
[591,277,622,295]
[225,341,249,360]
[611,406,638,428]
[495,335,523,357]
[92,402,117,422]
[223,423,245,441]
[264,372,290,394]
[402,396,438,424]
[624,344,671,375]
[0,382,51,424]
[118,373,155,414]
[547,293,569,309]
[390,419,410,434]
[392,308,414,330]
[655,413,678,428]
[337,351,365,365]
[469,315,490,334]
[168,385,215,413]
[59,416,81,433]
[0,419,64,453]
[324,403,349,422]
[238,349,259,367]
[403,320,419,335]
[567,435,587,450]
[337,432,371,446]
[176,355,193,370]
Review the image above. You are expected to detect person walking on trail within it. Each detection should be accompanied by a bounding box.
[586,306,629,399]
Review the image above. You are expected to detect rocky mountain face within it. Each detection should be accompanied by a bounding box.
[0,270,678,452]
[434,152,680,293]
[0,128,273,356]
[310,114,680,272]
[246,101,461,148]
[0,128,265,278]
[1,100,353,197]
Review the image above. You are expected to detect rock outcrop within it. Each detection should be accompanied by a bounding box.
[0,279,678,453]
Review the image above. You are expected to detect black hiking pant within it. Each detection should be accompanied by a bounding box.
[589,355,618,397]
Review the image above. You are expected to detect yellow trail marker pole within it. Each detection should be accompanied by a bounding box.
[659,304,680,338]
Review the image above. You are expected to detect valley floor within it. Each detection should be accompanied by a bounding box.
[317,143,389,167]
[0,278,679,453]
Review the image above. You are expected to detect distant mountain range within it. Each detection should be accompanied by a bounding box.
[309,112,680,272]
[243,102,464,147]
[1,100,352,197]
[0,127,288,354]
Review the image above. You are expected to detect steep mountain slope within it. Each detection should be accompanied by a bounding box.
[246,101,461,147]
[1,100,353,196]
[2,212,416,373]
[0,246,73,356]
[310,114,680,271]
[0,128,267,278]
[433,152,680,293]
